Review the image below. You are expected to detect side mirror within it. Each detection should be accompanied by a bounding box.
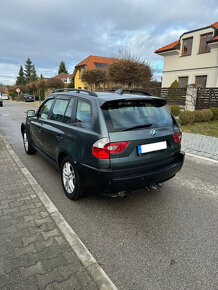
[26,110,36,117]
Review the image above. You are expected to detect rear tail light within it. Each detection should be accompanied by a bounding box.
[172,132,182,145]
[92,138,130,159]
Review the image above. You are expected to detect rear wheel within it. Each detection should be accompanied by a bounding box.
[61,157,83,200]
[23,130,36,154]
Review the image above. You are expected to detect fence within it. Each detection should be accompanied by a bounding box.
[196,87,218,109]
[160,88,186,106]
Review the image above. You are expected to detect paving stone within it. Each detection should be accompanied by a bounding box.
[22,232,43,246]
[0,135,99,290]
[14,243,37,257]
[20,261,44,278]
[36,267,64,289]
[42,228,59,240]
[41,253,69,272]
[182,133,218,160]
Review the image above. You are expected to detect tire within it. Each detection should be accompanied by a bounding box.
[61,156,83,200]
[23,130,36,154]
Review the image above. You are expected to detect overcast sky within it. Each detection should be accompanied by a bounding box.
[0,0,217,85]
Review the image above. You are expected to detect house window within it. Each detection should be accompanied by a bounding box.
[195,76,207,88]
[181,37,193,56]
[179,77,188,88]
[63,78,67,82]
[199,33,213,53]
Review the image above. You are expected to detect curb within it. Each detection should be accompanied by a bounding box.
[0,131,118,290]
[186,153,218,163]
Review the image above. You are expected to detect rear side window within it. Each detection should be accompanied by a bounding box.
[76,100,91,123]
[50,99,69,122]
[102,100,172,132]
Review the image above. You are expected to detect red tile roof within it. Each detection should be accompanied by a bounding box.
[155,21,218,53]
[155,40,179,53]
[211,22,218,29]
[75,55,117,70]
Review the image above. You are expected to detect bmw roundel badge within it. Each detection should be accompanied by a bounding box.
[150,129,156,136]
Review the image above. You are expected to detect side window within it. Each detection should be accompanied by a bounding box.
[76,100,91,123]
[50,99,69,122]
[63,98,75,124]
[38,99,54,119]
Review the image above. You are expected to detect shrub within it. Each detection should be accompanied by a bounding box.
[170,105,180,116]
[210,107,218,120]
[179,111,195,125]
[201,109,213,122]
[194,110,204,122]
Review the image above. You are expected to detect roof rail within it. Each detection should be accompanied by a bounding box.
[115,89,152,96]
[52,88,97,97]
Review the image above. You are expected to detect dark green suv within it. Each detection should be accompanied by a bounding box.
[21,89,184,200]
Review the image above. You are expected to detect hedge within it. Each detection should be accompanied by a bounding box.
[170,105,180,116]
[193,110,204,123]
[201,109,213,122]
[179,111,195,125]
[210,107,218,120]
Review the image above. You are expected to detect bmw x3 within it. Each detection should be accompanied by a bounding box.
[21,89,184,200]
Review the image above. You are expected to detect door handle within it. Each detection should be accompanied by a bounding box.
[56,135,63,141]
[38,124,42,133]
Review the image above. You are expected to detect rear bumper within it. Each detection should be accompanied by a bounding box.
[77,152,185,194]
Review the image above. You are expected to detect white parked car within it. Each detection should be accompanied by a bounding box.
[1,94,9,100]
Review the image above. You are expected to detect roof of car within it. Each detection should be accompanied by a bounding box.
[51,90,165,105]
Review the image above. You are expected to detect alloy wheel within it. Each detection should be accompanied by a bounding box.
[23,132,29,151]
[62,162,75,193]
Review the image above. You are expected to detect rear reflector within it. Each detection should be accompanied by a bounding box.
[92,138,130,159]
[172,132,182,145]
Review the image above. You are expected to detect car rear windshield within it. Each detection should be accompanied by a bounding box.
[101,99,173,132]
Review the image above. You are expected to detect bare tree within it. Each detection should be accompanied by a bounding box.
[108,59,152,88]
[45,78,64,89]
[82,68,107,90]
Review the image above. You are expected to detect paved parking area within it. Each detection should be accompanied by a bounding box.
[182,133,218,160]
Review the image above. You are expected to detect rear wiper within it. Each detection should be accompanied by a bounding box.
[121,123,152,131]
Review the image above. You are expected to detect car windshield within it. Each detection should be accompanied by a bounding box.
[101,99,173,132]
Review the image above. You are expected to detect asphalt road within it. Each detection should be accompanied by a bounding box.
[0,100,218,290]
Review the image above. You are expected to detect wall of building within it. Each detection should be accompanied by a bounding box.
[161,27,218,87]
[74,67,86,89]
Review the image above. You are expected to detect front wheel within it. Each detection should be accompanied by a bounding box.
[61,157,83,200]
[23,130,36,154]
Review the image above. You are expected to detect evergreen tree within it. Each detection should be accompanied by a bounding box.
[58,61,68,74]
[170,80,180,88]
[16,66,26,85]
[30,65,38,82]
[40,74,44,79]
[24,58,32,83]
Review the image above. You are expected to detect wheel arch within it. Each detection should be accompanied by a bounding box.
[58,151,70,170]
[21,122,26,137]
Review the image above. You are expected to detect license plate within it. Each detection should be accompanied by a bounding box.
[138,141,167,154]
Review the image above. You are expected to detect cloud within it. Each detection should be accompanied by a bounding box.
[0,0,217,84]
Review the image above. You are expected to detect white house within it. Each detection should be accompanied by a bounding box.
[155,22,218,88]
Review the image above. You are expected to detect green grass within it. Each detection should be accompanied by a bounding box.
[181,120,218,138]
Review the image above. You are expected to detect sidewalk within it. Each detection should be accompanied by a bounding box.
[0,133,117,290]
[182,133,218,161]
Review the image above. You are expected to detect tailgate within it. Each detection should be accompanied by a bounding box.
[109,126,178,170]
